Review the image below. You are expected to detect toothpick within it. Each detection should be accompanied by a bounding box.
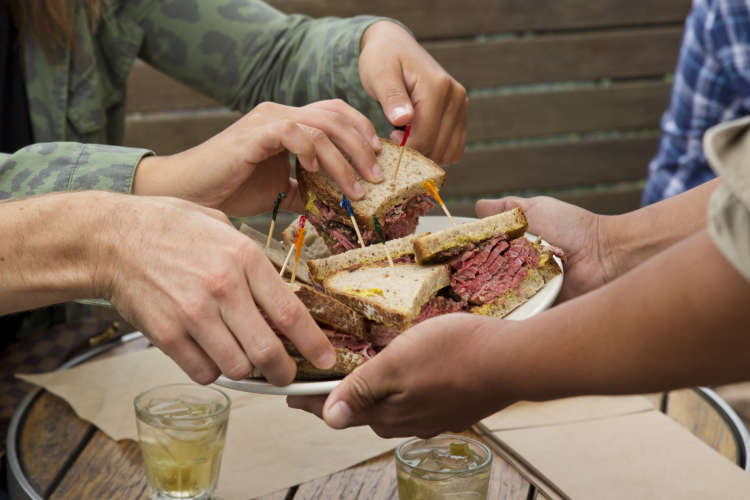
[340,195,365,248]
[392,123,411,181]
[290,227,305,283]
[279,215,305,278]
[266,192,286,248]
[373,215,394,268]
[423,180,456,226]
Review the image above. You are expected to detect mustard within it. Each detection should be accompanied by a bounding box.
[305,192,319,215]
[344,287,384,298]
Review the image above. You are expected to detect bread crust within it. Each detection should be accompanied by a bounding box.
[287,282,368,339]
[250,347,364,380]
[414,208,528,264]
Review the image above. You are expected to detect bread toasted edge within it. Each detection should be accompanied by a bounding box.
[306,234,418,283]
[414,208,529,264]
[287,281,368,339]
[250,347,364,380]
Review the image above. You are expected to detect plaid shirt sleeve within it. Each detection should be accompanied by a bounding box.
[642,0,750,205]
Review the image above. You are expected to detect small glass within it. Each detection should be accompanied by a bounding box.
[395,434,493,500]
[134,384,231,500]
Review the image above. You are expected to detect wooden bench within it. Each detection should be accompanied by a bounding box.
[124,0,691,230]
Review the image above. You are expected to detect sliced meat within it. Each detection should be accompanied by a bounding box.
[451,237,539,305]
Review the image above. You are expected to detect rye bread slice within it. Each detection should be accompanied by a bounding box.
[282,216,331,260]
[414,208,528,264]
[250,347,364,380]
[287,282,367,340]
[322,263,450,329]
[306,234,418,283]
[297,139,446,233]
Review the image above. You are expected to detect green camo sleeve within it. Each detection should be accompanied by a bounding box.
[130,1,392,134]
[0,143,152,200]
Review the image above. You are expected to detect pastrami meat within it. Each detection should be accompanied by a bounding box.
[306,195,435,254]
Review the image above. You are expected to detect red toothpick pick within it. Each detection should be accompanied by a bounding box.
[280,216,306,278]
[423,180,456,226]
[392,123,411,181]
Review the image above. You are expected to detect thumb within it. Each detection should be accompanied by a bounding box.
[475,197,526,218]
[322,359,392,429]
[370,63,414,127]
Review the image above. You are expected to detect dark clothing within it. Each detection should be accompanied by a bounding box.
[0,0,33,153]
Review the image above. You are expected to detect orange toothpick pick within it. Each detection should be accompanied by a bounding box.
[290,225,306,283]
[280,216,305,278]
[423,180,456,226]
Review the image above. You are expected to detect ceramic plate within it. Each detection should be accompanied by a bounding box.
[217,215,564,396]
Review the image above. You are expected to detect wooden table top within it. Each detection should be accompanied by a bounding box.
[8,337,747,500]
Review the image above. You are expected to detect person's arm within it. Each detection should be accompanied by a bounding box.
[0,190,336,386]
[0,143,151,199]
[288,227,750,437]
[127,1,467,165]
[475,178,720,301]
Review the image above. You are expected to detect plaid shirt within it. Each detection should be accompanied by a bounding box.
[643,0,750,205]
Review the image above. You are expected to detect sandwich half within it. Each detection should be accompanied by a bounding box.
[253,281,375,380]
[297,139,446,254]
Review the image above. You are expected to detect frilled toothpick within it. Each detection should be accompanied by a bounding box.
[340,194,365,248]
[373,215,394,268]
[266,192,286,248]
[280,215,305,278]
[423,180,456,226]
[392,123,411,181]
[290,223,306,284]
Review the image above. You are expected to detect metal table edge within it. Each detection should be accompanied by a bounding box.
[6,332,145,500]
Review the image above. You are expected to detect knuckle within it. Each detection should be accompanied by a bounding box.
[254,101,275,114]
[435,74,454,95]
[224,357,252,380]
[273,298,305,332]
[252,341,286,369]
[309,128,328,145]
[278,118,298,136]
[203,268,235,299]
[156,326,182,353]
[179,295,211,324]
[347,372,378,410]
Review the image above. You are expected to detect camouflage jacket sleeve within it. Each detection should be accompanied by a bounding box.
[127,1,392,134]
[0,143,152,200]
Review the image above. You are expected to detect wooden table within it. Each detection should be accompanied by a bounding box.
[7,337,749,500]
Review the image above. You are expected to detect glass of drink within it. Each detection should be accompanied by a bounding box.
[395,434,493,500]
[134,384,231,500]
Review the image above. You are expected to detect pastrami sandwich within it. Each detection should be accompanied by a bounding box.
[282,216,331,260]
[297,139,445,254]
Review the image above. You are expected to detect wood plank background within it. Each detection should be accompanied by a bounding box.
[124,0,692,229]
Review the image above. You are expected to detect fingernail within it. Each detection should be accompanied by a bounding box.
[317,349,336,369]
[372,135,382,150]
[352,182,365,198]
[372,163,384,182]
[390,105,411,121]
[326,400,353,428]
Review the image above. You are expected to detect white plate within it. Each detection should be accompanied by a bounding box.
[216,215,564,396]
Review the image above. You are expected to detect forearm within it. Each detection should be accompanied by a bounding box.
[601,178,719,280]
[0,192,112,314]
[493,227,750,403]
[0,143,151,199]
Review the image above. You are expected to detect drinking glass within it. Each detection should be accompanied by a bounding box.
[395,434,493,500]
[134,384,230,500]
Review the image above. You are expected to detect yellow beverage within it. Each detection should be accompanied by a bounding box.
[135,385,230,500]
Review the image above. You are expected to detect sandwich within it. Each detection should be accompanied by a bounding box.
[306,207,564,346]
[239,225,375,380]
[297,139,446,254]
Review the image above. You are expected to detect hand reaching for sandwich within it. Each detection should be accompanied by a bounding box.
[288,314,509,438]
[133,99,385,216]
[99,194,336,385]
[358,21,468,166]
[476,196,614,302]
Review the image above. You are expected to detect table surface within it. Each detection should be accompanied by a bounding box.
[9,338,745,500]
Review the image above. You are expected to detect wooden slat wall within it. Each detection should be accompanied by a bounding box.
[124,0,692,223]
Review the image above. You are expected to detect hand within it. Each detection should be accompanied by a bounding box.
[476,196,614,301]
[133,100,385,216]
[359,21,468,166]
[95,194,336,385]
[288,314,510,438]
